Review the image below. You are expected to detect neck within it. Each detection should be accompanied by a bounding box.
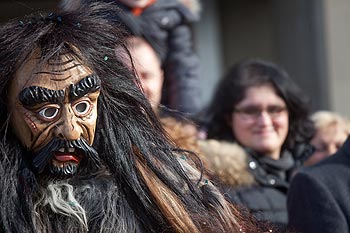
[259,149,281,160]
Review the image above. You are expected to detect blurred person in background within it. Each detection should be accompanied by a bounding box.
[288,134,350,232]
[303,110,350,166]
[60,0,203,116]
[199,59,314,230]
[119,36,201,156]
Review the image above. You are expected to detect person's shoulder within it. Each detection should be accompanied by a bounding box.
[309,154,340,169]
[303,139,350,172]
[293,147,350,190]
[297,157,338,179]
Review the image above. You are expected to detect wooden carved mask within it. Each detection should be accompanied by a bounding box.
[8,52,101,178]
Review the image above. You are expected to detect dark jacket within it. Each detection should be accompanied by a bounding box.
[97,0,202,115]
[288,136,350,233]
[199,140,311,230]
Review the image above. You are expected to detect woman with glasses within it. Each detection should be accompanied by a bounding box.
[198,59,314,230]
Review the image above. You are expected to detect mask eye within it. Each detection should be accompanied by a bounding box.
[38,107,59,120]
[73,100,91,116]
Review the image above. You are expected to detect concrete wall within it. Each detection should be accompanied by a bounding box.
[218,0,276,68]
[270,0,329,111]
[323,0,350,116]
[193,0,223,108]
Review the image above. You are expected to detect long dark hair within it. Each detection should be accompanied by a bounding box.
[0,3,259,233]
[205,59,314,151]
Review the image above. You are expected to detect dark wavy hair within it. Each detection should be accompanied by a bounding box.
[205,59,314,151]
[0,2,260,233]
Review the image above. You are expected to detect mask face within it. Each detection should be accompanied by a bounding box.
[8,52,101,178]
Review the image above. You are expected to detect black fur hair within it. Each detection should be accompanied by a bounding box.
[0,2,248,233]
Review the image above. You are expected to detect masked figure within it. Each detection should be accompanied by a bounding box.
[0,2,261,233]
[9,49,101,179]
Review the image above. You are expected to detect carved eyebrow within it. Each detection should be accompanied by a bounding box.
[18,74,100,107]
[19,86,65,107]
[69,75,101,101]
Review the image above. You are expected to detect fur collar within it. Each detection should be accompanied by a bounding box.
[198,140,255,187]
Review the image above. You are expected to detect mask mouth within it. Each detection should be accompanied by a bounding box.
[32,138,100,178]
[52,147,82,166]
[47,147,83,178]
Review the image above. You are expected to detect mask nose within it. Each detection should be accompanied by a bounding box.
[54,107,82,141]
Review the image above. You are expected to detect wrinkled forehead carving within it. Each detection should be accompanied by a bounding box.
[14,47,93,92]
[38,56,84,76]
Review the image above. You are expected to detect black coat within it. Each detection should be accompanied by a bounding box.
[199,140,312,231]
[225,150,291,230]
[137,0,202,115]
[225,184,288,229]
[288,137,350,233]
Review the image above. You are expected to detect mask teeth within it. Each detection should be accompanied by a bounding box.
[58,147,76,153]
[68,148,75,153]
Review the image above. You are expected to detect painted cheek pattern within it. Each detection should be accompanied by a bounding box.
[23,108,60,151]
[24,110,40,133]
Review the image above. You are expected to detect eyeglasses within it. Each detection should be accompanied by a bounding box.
[233,105,287,120]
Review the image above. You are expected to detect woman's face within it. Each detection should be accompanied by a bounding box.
[230,84,289,159]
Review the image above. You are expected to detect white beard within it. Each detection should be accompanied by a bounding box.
[34,182,88,231]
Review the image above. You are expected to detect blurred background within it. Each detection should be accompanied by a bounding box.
[1,0,349,115]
